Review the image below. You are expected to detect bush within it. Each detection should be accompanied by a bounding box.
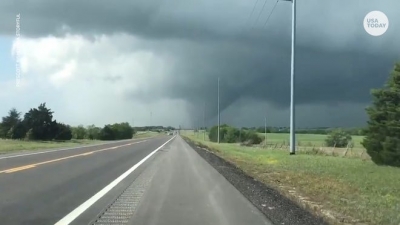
[208,125,262,144]
[225,127,239,143]
[246,130,262,144]
[325,129,352,147]
[110,122,134,140]
[208,125,220,142]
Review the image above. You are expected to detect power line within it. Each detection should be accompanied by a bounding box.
[264,0,279,27]
[246,0,261,26]
[253,0,270,28]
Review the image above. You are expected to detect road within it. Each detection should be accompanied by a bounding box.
[0,135,272,225]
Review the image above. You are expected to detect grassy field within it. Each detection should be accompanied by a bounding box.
[133,131,163,138]
[256,132,368,159]
[258,133,364,148]
[182,131,400,225]
[0,131,163,154]
[0,139,104,154]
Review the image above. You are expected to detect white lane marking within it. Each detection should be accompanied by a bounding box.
[54,135,176,225]
[0,138,152,160]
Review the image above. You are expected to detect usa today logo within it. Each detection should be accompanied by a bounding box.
[363,11,389,36]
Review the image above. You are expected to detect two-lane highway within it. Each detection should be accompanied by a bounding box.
[0,136,172,225]
[1,134,273,225]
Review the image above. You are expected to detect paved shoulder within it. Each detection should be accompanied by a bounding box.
[130,136,272,225]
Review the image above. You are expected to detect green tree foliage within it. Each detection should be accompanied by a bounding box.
[325,129,352,147]
[53,122,73,140]
[208,124,229,142]
[0,103,72,141]
[24,128,34,140]
[0,104,137,141]
[23,103,57,140]
[225,127,239,143]
[7,122,26,139]
[245,130,263,144]
[208,125,219,142]
[0,108,22,138]
[110,122,134,139]
[362,62,400,167]
[256,127,271,133]
[208,125,262,144]
[98,125,115,140]
[86,125,101,140]
[72,125,86,139]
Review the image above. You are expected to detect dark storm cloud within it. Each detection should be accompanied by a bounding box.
[1,0,399,123]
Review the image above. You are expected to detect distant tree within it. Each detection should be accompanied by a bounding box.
[7,122,26,139]
[208,124,228,142]
[24,128,34,140]
[22,103,56,140]
[99,125,115,140]
[110,122,134,140]
[72,125,86,139]
[0,108,22,138]
[362,62,400,167]
[86,125,101,140]
[225,127,239,143]
[256,127,264,133]
[53,122,72,141]
[325,129,352,147]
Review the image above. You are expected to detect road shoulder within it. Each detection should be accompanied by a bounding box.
[129,136,272,225]
[182,136,328,225]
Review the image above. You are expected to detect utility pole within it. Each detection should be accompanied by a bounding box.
[264,117,267,148]
[197,117,200,138]
[217,77,220,144]
[289,0,297,155]
[203,101,206,140]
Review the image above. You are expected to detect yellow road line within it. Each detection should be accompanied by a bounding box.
[0,140,146,174]
[4,165,36,173]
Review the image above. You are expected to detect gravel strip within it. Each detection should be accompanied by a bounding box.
[183,138,329,225]
[88,152,162,225]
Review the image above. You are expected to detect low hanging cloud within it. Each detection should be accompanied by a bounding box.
[1,0,399,127]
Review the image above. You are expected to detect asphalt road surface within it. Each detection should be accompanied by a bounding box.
[0,135,272,225]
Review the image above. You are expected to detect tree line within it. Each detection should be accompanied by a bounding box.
[0,103,136,141]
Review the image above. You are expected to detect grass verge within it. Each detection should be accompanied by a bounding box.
[182,132,400,225]
[133,131,163,139]
[0,139,104,154]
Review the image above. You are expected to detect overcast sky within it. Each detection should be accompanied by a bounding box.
[0,0,399,128]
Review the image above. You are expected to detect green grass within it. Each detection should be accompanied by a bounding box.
[259,132,365,148]
[257,133,367,159]
[0,131,163,154]
[133,131,163,138]
[182,132,400,225]
[0,139,104,154]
